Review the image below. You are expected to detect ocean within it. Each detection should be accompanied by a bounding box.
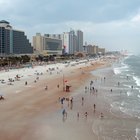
[113,54,140,139]
[113,55,140,118]
[91,54,140,139]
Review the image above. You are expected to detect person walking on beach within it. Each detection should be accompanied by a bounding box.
[62,109,67,122]
[82,97,84,106]
[77,112,79,118]
[104,77,106,82]
[77,112,80,120]
[62,109,66,115]
[84,112,88,118]
[60,97,65,107]
[118,82,120,86]
[70,97,73,110]
[25,81,27,85]
[127,76,129,80]
[45,85,48,90]
[100,112,104,119]
[85,86,87,93]
[93,104,96,112]
[0,95,4,100]
[70,97,73,104]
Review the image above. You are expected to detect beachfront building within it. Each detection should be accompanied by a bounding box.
[75,30,83,52]
[63,30,77,55]
[33,33,62,55]
[33,29,83,56]
[86,45,98,55]
[45,34,62,40]
[98,48,106,55]
[86,45,106,56]
[62,30,83,55]
[0,20,33,56]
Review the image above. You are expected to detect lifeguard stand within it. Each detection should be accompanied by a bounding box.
[66,85,71,92]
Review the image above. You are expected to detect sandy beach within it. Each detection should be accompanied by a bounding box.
[0,56,137,140]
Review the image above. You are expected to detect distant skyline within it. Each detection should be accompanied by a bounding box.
[0,0,140,54]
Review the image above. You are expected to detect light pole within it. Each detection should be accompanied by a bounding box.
[63,74,65,91]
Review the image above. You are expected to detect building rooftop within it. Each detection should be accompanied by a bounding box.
[0,20,9,24]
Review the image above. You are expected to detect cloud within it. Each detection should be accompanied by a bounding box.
[1,0,140,54]
[131,12,140,23]
[1,0,139,24]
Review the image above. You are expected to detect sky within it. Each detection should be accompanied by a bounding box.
[0,0,140,54]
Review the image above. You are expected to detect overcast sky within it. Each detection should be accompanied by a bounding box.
[0,0,140,54]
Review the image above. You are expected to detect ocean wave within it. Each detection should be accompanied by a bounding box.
[113,63,129,75]
[135,128,140,140]
[123,84,131,88]
[120,106,127,113]
[133,76,140,87]
[127,91,133,96]
[113,67,121,74]
[111,100,140,119]
[120,107,140,118]
[135,88,140,93]
[137,95,140,98]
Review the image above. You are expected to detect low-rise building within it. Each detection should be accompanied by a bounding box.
[86,44,105,56]
[98,48,105,55]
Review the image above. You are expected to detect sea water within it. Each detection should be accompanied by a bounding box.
[113,54,140,139]
[91,54,140,139]
[113,55,140,118]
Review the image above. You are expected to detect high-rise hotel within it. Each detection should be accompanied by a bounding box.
[33,29,83,55]
[0,20,33,56]
[63,30,83,54]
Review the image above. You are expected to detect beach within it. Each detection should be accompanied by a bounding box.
[0,56,138,140]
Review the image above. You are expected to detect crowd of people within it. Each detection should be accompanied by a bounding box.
[57,78,105,122]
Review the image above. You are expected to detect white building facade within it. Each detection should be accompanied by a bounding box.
[62,30,83,55]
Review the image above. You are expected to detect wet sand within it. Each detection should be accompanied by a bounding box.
[0,57,135,140]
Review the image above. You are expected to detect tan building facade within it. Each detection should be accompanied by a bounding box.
[86,45,105,55]
[86,45,98,55]
[98,48,105,55]
[33,33,62,55]
[33,33,44,52]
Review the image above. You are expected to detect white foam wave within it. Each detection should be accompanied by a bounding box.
[123,84,131,88]
[121,101,125,106]
[133,76,140,87]
[111,101,140,118]
[127,91,133,96]
[113,63,129,75]
[136,128,140,140]
[137,95,140,98]
[121,65,129,71]
[135,88,140,93]
[113,67,121,74]
[120,106,127,113]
